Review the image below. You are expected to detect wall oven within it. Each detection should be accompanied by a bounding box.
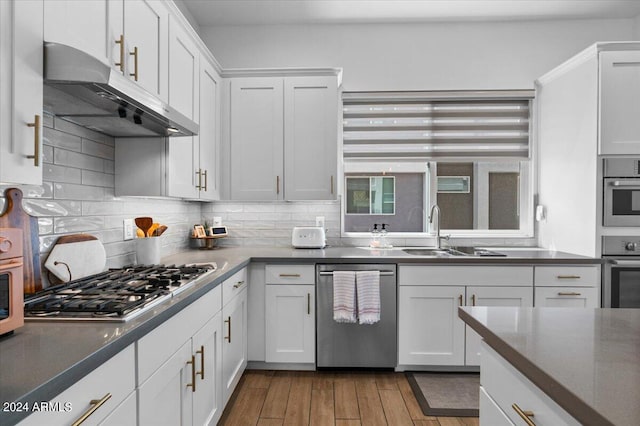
[602,236,640,308]
[603,158,640,226]
[0,228,24,336]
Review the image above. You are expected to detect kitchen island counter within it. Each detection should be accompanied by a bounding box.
[459,306,640,426]
[1,245,600,424]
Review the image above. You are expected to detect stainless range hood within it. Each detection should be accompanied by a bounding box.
[43,42,198,137]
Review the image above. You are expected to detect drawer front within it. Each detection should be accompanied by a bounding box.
[534,266,599,287]
[481,342,580,426]
[223,267,248,306]
[480,386,515,426]
[265,264,315,285]
[19,345,136,426]
[399,265,533,286]
[534,286,600,308]
[138,285,222,385]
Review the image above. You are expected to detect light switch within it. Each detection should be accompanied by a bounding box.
[123,218,134,240]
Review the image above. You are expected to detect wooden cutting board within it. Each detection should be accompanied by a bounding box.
[0,188,42,294]
[44,234,106,283]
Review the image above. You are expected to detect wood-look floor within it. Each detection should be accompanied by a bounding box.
[219,370,480,426]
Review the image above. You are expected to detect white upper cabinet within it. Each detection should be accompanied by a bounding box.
[122,0,168,100]
[0,0,43,185]
[197,58,222,200]
[44,0,122,68]
[600,50,640,155]
[168,13,199,122]
[284,76,338,200]
[228,73,339,201]
[230,77,285,200]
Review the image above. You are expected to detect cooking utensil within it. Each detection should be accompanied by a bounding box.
[147,222,160,237]
[0,188,42,293]
[135,217,153,238]
[44,234,106,283]
[154,225,168,236]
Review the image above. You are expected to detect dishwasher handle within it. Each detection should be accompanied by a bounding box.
[318,270,395,276]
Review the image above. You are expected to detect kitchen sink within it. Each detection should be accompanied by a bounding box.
[402,247,507,257]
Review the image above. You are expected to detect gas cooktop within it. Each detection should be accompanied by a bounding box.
[24,263,217,322]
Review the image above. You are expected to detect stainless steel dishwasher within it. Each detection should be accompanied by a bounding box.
[316,264,397,368]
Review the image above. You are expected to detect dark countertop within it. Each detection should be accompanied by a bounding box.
[459,306,640,426]
[1,245,600,424]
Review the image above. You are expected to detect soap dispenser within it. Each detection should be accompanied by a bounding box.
[370,223,380,248]
[380,223,391,248]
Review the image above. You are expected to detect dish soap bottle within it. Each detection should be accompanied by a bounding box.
[380,223,391,248]
[370,223,380,248]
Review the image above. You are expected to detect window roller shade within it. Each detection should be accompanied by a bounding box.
[343,91,533,160]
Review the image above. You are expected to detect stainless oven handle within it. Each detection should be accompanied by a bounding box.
[609,180,640,188]
[610,259,640,266]
[319,270,395,276]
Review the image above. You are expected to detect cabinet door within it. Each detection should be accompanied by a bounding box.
[222,288,248,404]
[599,50,640,155]
[535,287,599,308]
[193,312,223,426]
[479,386,515,426]
[265,284,315,363]
[398,286,466,366]
[284,76,338,200]
[230,77,284,200]
[465,286,533,366]
[123,0,168,100]
[0,0,43,185]
[98,391,136,426]
[44,0,122,69]
[168,14,199,121]
[166,136,198,198]
[197,58,221,201]
[138,339,194,426]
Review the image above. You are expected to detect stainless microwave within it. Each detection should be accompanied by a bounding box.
[603,158,640,227]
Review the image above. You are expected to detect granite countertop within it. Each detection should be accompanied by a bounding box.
[0,245,600,424]
[459,306,640,426]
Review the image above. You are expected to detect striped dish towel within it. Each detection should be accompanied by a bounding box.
[356,270,380,325]
[333,271,356,323]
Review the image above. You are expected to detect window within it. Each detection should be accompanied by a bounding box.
[341,91,534,238]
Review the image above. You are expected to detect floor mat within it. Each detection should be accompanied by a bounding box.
[406,372,480,417]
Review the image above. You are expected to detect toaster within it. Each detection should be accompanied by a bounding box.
[292,226,326,248]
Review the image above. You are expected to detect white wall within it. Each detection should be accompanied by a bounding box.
[634,14,640,39]
[202,18,634,91]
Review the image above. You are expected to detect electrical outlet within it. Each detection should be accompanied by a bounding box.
[213,216,222,226]
[123,218,134,240]
[316,216,325,228]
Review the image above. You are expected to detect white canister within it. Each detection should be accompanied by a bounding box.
[135,237,161,265]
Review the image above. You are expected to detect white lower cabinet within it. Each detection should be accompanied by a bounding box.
[398,265,534,368]
[534,266,600,308]
[221,284,248,405]
[18,345,136,426]
[193,312,224,426]
[481,341,579,425]
[534,286,599,308]
[265,284,315,363]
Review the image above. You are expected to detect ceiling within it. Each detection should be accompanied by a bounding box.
[181,0,640,26]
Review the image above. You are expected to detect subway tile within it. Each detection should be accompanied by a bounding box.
[39,234,58,252]
[1,184,52,199]
[82,200,123,215]
[82,139,115,160]
[54,148,104,172]
[38,218,54,235]
[43,164,82,184]
[209,202,244,213]
[54,216,105,233]
[82,170,115,188]
[54,183,105,200]
[240,220,276,230]
[42,145,54,164]
[53,117,114,145]
[104,160,115,174]
[106,252,136,269]
[243,204,276,213]
[43,128,82,152]
[25,199,81,217]
[93,229,123,244]
[43,113,54,129]
[104,241,132,258]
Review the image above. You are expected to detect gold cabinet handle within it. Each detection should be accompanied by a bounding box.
[279,273,301,278]
[129,46,139,81]
[233,280,244,289]
[557,275,581,279]
[458,294,463,306]
[276,175,280,195]
[71,393,112,426]
[512,403,536,426]
[203,169,208,191]
[330,175,334,194]
[114,34,125,73]
[196,345,205,380]
[471,294,476,306]
[26,114,40,167]
[186,354,196,392]
[558,292,581,296]
[307,293,311,315]
[196,169,202,190]
[224,316,231,342]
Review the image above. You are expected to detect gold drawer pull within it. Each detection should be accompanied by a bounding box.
[558,292,581,296]
[512,403,536,426]
[203,169,208,191]
[186,354,196,392]
[225,316,231,342]
[557,275,581,279]
[279,273,301,278]
[71,393,112,426]
[307,293,311,315]
[26,114,40,167]
[330,175,334,194]
[130,46,139,81]
[114,34,125,72]
[196,345,205,380]
[458,294,463,306]
[471,294,476,306]
[196,169,202,190]
[233,280,244,289]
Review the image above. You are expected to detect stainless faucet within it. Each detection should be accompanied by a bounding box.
[429,204,449,249]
